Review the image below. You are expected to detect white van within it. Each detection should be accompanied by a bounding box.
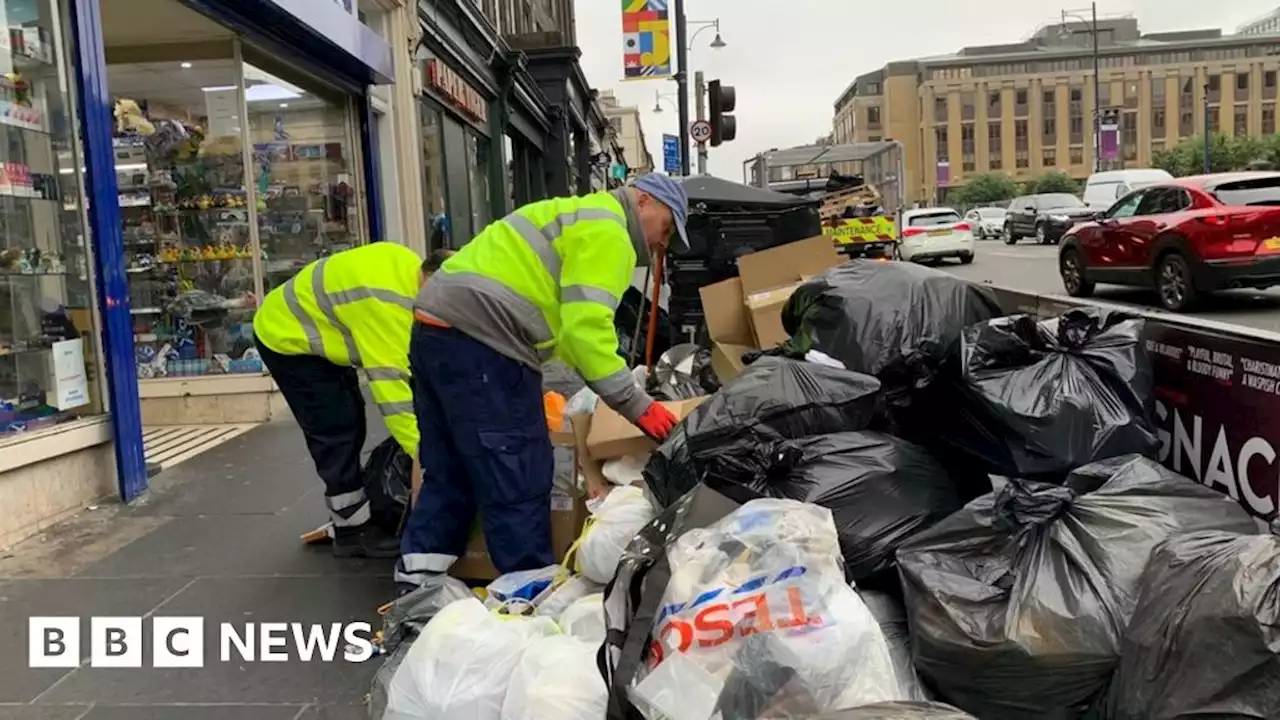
[1081,169,1174,209]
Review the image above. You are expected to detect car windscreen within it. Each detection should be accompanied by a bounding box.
[1038,194,1085,209]
[977,208,1005,217]
[1213,177,1280,206]
[908,211,962,227]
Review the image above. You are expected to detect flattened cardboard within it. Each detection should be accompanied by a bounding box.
[449,432,586,582]
[585,397,706,461]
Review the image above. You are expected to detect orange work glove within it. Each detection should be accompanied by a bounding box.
[636,402,679,442]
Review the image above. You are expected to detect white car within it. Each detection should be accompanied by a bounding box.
[964,207,1007,239]
[900,207,975,264]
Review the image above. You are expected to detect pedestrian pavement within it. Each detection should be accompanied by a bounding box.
[0,364,587,720]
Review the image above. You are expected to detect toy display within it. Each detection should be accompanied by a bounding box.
[118,97,358,379]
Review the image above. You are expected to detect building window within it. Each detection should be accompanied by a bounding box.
[1015,119,1028,152]
[867,82,881,94]
[1180,110,1194,137]
[989,156,1003,170]
[868,135,882,142]
[608,116,622,131]
[934,96,948,123]
[1124,81,1139,109]
[961,92,975,121]
[1152,139,1165,157]
[1043,116,1057,144]
[988,122,1002,170]
[867,106,881,127]
[1043,89,1056,106]
[1235,105,1249,135]
[1151,77,1166,105]
[1267,71,1277,100]
[1209,107,1221,134]
[961,123,976,172]
[988,90,1001,115]
[1266,104,1277,135]
[1070,146,1084,165]
[1208,74,1221,103]
[420,102,448,248]
[1043,148,1057,167]
[1237,72,1250,94]
[1153,108,1166,137]
[1098,82,1111,109]
[1069,115,1084,143]
[935,125,949,161]
[1070,87,1083,103]
[1015,88,1029,116]
[1122,111,1137,162]
[467,132,492,233]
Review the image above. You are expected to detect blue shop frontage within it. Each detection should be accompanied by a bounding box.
[0,0,393,548]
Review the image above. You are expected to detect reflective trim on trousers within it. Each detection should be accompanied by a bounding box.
[326,489,367,511]
[331,502,371,528]
[397,553,457,585]
[561,283,620,310]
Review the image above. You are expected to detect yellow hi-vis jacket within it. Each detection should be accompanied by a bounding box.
[417,191,653,422]
[254,243,420,456]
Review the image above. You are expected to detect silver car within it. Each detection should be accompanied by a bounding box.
[964,207,1007,240]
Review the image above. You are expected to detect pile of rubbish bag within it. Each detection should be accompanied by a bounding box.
[371,248,1278,720]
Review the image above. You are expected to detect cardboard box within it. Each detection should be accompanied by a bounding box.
[585,397,706,461]
[700,237,843,381]
[449,431,587,582]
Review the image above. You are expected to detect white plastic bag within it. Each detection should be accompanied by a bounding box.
[629,498,903,719]
[602,454,648,486]
[383,597,560,720]
[566,386,598,419]
[858,588,931,702]
[501,635,607,720]
[483,565,562,612]
[559,593,606,645]
[577,485,658,584]
[534,575,603,621]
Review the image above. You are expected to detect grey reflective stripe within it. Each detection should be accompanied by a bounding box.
[365,366,409,382]
[502,207,627,280]
[397,553,457,582]
[331,503,370,528]
[325,489,366,511]
[592,367,638,398]
[562,284,620,310]
[377,400,414,416]
[281,277,324,356]
[329,287,414,310]
[312,258,363,367]
[504,212,563,278]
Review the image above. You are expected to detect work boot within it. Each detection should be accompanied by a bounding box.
[332,523,401,559]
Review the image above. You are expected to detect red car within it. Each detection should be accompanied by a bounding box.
[1059,171,1280,311]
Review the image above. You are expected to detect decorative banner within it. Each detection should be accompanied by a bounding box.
[662,133,680,174]
[936,160,950,186]
[622,0,672,80]
[1100,114,1120,161]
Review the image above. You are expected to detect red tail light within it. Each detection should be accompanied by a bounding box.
[1198,215,1232,227]
[953,222,971,232]
[902,227,925,237]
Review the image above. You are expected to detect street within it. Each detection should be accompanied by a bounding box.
[943,241,1280,334]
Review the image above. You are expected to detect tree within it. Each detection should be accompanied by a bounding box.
[1026,171,1080,195]
[1152,134,1272,176]
[948,173,1018,206]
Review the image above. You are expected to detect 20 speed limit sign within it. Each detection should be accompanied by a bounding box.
[690,120,712,143]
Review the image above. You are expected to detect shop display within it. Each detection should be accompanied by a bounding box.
[0,18,98,439]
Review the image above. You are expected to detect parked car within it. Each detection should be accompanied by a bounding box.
[1003,193,1096,245]
[1081,168,1174,210]
[900,207,975,264]
[1058,171,1280,312]
[964,207,1007,239]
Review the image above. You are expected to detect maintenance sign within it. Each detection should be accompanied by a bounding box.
[822,217,897,245]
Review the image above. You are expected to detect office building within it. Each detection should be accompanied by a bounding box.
[834,15,1280,203]
[600,91,654,175]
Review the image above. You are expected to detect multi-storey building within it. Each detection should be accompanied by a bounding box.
[1239,7,1280,36]
[834,16,1280,203]
[600,91,654,175]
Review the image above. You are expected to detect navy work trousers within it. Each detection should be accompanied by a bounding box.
[398,324,554,584]
[256,339,369,526]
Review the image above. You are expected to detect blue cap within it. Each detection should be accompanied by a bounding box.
[630,173,689,252]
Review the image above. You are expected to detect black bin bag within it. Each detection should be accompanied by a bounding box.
[700,431,962,585]
[643,356,883,508]
[1103,526,1280,719]
[941,307,1158,482]
[896,454,1259,720]
[781,260,1003,406]
[363,437,412,535]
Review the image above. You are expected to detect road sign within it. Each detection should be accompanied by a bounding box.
[690,120,712,144]
[662,134,680,174]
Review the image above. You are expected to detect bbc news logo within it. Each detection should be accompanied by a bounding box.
[29,617,375,668]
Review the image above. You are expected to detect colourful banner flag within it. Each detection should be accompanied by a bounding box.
[622,0,672,80]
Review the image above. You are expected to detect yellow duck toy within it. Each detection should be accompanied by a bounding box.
[113,98,155,136]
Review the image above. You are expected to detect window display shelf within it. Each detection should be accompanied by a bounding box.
[0,100,45,133]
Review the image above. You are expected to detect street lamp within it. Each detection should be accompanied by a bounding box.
[672,9,728,176]
[687,19,726,52]
[1059,3,1101,172]
[652,91,678,114]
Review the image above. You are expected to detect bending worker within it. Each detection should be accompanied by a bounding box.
[254,244,452,559]
[397,173,690,590]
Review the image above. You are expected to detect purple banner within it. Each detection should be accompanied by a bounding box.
[1100,122,1120,161]
[936,160,950,186]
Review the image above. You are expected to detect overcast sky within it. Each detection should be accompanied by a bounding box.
[572,0,1280,182]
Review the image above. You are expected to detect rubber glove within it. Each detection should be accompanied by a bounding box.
[636,401,678,442]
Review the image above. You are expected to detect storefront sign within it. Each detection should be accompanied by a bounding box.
[50,338,88,411]
[425,59,487,124]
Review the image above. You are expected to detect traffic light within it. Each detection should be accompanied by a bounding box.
[708,79,736,147]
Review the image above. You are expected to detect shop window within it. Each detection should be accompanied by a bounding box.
[108,57,260,378]
[420,102,447,248]
[1,0,103,439]
[467,132,492,233]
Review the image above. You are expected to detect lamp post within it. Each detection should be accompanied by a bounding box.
[1060,3,1101,171]
[672,14,726,176]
